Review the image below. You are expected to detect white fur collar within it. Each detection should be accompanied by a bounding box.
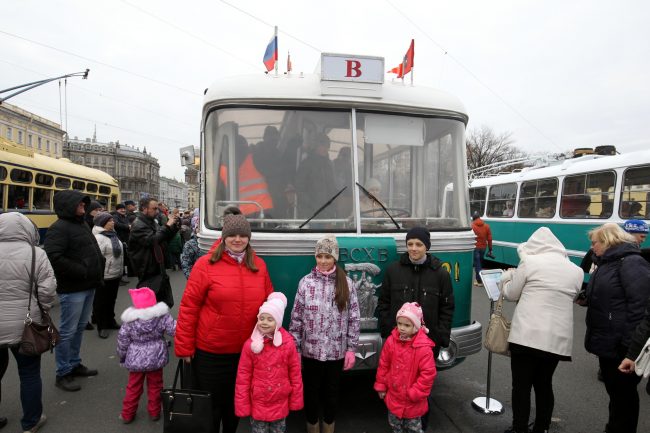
[121,302,170,322]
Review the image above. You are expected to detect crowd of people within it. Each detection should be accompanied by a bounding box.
[0,189,649,433]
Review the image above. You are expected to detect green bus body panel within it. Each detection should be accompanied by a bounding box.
[261,237,473,330]
[484,220,601,268]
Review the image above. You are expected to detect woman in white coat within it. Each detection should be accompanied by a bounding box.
[0,212,56,432]
[92,212,124,339]
[500,227,583,433]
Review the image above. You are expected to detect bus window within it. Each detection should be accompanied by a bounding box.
[620,165,650,219]
[10,169,33,184]
[469,187,487,217]
[8,185,30,209]
[0,184,4,210]
[561,171,615,218]
[110,194,118,210]
[0,166,6,180]
[55,177,71,189]
[87,183,98,193]
[487,183,516,217]
[33,188,52,210]
[72,180,85,191]
[99,186,111,195]
[35,173,54,186]
[519,177,558,218]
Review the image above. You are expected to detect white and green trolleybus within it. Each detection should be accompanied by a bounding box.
[469,149,650,268]
[189,53,482,368]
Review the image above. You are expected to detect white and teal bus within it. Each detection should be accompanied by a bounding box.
[188,53,482,368]
[469,150,650,268]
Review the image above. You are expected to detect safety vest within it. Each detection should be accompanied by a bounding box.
[219,154,274,215]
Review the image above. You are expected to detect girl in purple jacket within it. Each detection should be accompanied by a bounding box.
[117,287,176,423]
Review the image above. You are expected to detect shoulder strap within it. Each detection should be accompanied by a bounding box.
[28,245,47,317]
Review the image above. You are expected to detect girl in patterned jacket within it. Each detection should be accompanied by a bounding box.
[289,235,361,433]
[374,302,437,433]
[116,287,176,424]
[235,292,303,433]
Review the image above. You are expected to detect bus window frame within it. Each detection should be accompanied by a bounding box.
[518,177,558,219]
[486,183,517,218]
[55,177,71,189]
[72,180,85,191]
[620,164,650,219]
[35,173,54,187]
[560,170,616,219]
[10,168,33,184]
[0,165,7,181]
[469,186,487,217]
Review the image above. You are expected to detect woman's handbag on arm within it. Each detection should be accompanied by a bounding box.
[161,360,213,433]
[18,245,60,356]
[483,292,511,356]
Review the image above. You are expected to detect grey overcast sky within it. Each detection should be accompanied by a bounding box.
[2,0,649,180]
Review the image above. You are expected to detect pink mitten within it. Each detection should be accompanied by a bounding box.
[343,351,356,370]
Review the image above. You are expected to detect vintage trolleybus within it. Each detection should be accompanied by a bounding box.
[468,149,650,268]
[190,53,482,368]
[0,139,121,240]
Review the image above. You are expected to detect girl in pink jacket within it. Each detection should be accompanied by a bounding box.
[235,292,303,433]
[374,302,437,433]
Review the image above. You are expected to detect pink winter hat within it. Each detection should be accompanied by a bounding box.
[396,302,428,333]
[129,287,157,309]
[250,292,288,353]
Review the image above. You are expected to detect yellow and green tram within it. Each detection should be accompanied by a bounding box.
[0,140,120,240]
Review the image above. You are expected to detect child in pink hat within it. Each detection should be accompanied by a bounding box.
[234,292,303,432]
[374,302,437,433]
[116,287,176,424]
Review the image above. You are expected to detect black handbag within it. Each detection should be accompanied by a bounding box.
[162,360,213,433]
[137,241,174,308]
[19,245,60,356]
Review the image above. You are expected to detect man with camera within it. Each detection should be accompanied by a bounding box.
[128,198,179,307]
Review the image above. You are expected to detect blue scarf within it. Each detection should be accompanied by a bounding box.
[101,230,122,257]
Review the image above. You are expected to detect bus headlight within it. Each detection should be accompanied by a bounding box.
[436,339,458,367]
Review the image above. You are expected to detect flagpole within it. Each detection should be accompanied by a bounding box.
[274,26,279,77]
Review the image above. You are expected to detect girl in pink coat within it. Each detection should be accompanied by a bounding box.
[235,292,303,433]
[374,302,437,433]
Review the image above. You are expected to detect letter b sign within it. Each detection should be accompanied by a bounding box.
[345,60,362,78]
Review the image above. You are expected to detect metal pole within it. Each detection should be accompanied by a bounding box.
[472,299,504,415]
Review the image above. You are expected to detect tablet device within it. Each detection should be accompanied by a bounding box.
[479,269,503,301]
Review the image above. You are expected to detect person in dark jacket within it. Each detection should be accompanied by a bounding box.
[295,133,338,219]
[44,190,105,392]
[128,198,178,306]
[84,200,103,229]
[376,226,455,431]
[619,295,650,396]
[124,200,137,224]
[584,223,650,433]
[112,204,131,284]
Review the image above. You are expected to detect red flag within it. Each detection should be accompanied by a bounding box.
[287,52,292,73]
[388,40,415,78]
[387,64,403,75]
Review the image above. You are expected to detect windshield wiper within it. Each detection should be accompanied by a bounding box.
[356,182,400,229]
[299,186,347,229]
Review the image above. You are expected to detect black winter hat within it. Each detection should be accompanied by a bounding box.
[116,203,126,210]
[406,226,431,250]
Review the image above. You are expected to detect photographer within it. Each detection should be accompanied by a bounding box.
[128,198,179,306]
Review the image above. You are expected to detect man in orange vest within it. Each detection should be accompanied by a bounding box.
[471,211,493,286]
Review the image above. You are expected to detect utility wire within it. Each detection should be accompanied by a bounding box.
[119,0,260,70]
[0,29,202,97]
[0,59,195,128]
[384,0,561,152]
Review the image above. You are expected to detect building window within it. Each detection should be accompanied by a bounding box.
[46,140,50,152]
[18,131,23,144]
[6,127,12,140]
[54,142,59,154]
[38,137,42,150]
[28,134,33,147]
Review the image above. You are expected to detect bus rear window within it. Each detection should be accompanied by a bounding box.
[10,169,32,184]
[55,177,71,189]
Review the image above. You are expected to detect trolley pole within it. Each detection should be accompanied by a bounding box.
[0,69,89,104]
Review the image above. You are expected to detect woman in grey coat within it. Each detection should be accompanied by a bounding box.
[0,212,57,432]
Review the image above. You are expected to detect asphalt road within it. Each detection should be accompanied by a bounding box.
[1,271,648,433]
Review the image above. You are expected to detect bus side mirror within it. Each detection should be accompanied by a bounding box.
[180,146,195,167]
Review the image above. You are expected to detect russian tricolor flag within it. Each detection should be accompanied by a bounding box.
[263,34,278,72]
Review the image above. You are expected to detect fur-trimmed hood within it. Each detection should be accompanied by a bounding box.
[121,302,170,323]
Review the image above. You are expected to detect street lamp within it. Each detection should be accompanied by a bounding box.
[0,69,89,104]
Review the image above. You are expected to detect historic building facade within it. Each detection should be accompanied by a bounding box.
[63,135,160,202]
[159,176,188,209]
[0,102,65,158]
[185,164,199,211]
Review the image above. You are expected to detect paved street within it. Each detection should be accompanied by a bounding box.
[1,270,649,432]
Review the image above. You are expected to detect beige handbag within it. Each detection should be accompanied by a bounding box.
[484,293,511,356]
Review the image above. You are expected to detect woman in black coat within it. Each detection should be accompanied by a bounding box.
[584,223,650,433]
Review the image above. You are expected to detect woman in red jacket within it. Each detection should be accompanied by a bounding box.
[175,214,273,433]
[374,302,437,433]
[235,292,303,432]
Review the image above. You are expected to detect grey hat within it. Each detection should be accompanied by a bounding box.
[315,235,339,261]
[93,212,114,228]
[222,214,251,238]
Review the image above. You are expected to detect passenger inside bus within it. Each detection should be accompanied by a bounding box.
[621,200,644,218]
[502,201,514,217]
[252,126,287,215]
[561,195,591,218]
[536,197,556,218]
[295,132,337,219]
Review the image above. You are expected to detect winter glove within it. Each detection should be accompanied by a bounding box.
[343,350,356,370]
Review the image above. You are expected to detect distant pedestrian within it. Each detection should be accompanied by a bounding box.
[235,293,304,433]
[471,211,493,285]
[84,200,103,230]
[0,213,56,433]
[117,288,176,424]
[374,302,436,433]
[92,212,124,339]
[111,203,131,284]
[44,190,104,392]
[124,200,137,224]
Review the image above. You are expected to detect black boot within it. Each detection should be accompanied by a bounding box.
[0,417,8,429]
